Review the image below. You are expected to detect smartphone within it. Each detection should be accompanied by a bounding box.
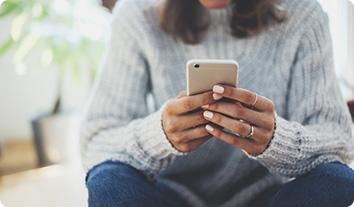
[186,59,239,96]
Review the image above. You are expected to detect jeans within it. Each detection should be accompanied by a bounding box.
[86,161,354,207]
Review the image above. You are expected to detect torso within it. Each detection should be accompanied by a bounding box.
[125,0,315,205]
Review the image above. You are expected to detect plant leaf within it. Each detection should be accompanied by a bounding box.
[0,37,15,56]
[0,1,21,18]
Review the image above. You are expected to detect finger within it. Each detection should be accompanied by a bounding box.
[165,111,208,132]
[186,136,210,149]
[203,111,271,144]
[203,102,274,129]
[177,126,210,143]
[177,137,210,152]
[252,128,274,145]
[205,124,240,145]
[205,124,261,155]
[178,111,209,130]
[213,85,274,112]
[203,110,250,137]
[168,91,215,114]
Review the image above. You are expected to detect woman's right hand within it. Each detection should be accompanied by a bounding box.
[162,91,216,153]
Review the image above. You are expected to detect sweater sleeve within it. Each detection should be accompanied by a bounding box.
[80,2,183,177]
[254,5,354,177]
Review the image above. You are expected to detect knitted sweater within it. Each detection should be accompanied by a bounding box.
[80,0,354,206]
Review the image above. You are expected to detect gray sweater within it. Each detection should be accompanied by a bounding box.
[80,0,354,206]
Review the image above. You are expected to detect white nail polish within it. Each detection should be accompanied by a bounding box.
[213,93,223,100]
[213,85,224,94]
[203,111,214,119]
[205,125,214,132]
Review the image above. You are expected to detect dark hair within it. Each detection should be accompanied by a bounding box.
[160,0,285,44]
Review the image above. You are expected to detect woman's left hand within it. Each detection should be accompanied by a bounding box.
[202,84,276,156]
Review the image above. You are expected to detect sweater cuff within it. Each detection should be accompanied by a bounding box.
[252,115,302,172]
[133,102,186,161]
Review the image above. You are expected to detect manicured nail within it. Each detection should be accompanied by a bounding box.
[205,124,214,132]
[203,111,214,119]
[213,85,224,94]
[202,104,209,109]
[213,93,223,100]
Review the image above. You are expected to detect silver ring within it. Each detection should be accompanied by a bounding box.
[251,93,258,108]
[245,124,255,139]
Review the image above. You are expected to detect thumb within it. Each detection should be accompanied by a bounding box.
[177,90,187,99]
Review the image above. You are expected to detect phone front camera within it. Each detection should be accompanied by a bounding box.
[194,64,200,68]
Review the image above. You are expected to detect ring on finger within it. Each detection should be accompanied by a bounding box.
[245,124,255,139]
[251,93,258,108]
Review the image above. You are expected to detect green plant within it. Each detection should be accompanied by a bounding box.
[0,0,108,114]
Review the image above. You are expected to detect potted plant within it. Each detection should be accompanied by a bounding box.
[0,0,110,166]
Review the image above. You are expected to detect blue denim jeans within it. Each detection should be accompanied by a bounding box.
[86,161,354,207]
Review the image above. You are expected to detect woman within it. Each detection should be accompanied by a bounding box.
[81,0,354,206]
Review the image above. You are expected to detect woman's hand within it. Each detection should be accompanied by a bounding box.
[162,91,216,153]
[202,84,276,156]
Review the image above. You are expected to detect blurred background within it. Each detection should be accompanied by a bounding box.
[0,0,353,207]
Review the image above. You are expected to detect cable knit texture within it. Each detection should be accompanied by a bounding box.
[80,0,354,206]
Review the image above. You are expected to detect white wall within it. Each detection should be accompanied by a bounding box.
[347,2,354,98]
[0,18,54,140]
[319,0,354,100]
[0,53,58,140]
[0,18,92,141]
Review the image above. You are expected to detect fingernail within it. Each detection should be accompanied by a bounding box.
[213,85,224,94]
[202,104,209,109]
[203,111,214,119]
[213,93,223,100]
[205,124,214,132]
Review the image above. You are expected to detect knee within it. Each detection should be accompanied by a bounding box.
[87,160,139,188]
[86,160,141,185]
[310,162,354,198]
[86,161,145,206]
[270,162,354,207]
[305,162,354,206]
